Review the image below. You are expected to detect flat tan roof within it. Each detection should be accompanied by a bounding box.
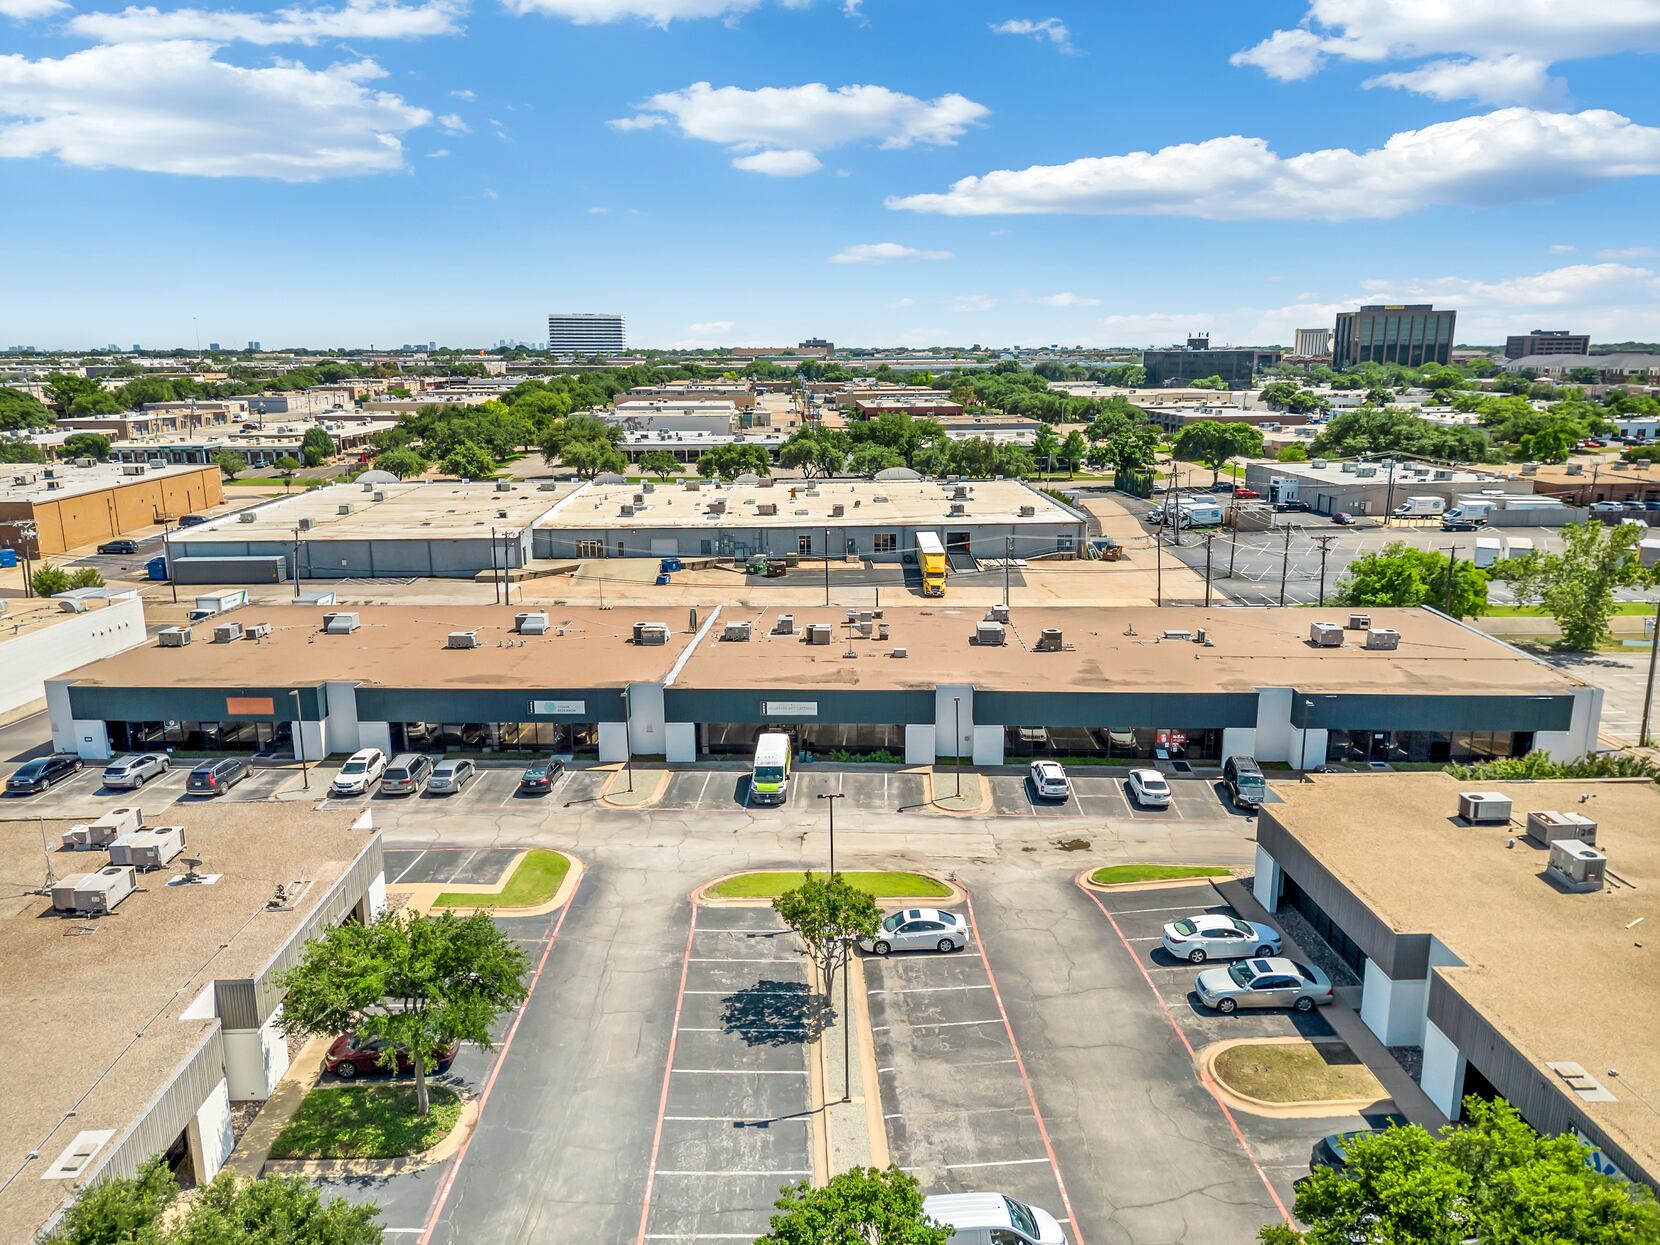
[673,604,1582,695]
[0,462,210,505]
[59,605,688,690]
[0,804,368,1241]
[1269,773,1660,1180]
[180,481,579,542]
[538,478,1080,531]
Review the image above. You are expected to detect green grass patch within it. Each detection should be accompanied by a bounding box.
[1089,863,1233,886]
[433,848,569,909]
[707,870,951,900]
[268,1083,462,1160]
[1485,602,1655,617]
[1213,1041,1383,1105]
[231,476,330,488]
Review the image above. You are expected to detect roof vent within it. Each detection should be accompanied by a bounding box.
[1161,628,1191,641]
[633,621,670,646]
[158,626,192,647]
[831,503,845,517]
[373,491,387,502]
[40,1130,117,1181]
[238,511,257,523]
[51,865,136,914]
[1036,627,1063,651]
[1457,791,1512,823]
[1347,613,1372,630]
[975,620,1006,646]
[757,502,777,516]
[805,623,832,645]
[1365,627,1400,650]
[1547,839,1606,892]
[952,485,969,499]
[363,481,376,492]
[773,613,795,635]
[1019,505,1036,517]
[447,630,479,649]
[515,611,549,634]
[723,620,752,642]
[298,517,314,531]
[949,503,966,516]
[1310,621,1344,647]
[322,611,360,634]
[1526,809,1597,848]
[496,479,512,492]
[891,646,908,658]
[212,622,243,643]
[108,825,186,871]
[338,503,353,515]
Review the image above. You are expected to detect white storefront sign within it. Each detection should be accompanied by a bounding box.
[531,699,587,715]
[761,701,818,717]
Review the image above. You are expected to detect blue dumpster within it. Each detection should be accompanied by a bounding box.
[655,573,671,586]
[0,549,15,569]
[659,557,682,573]
[146,555,169,581]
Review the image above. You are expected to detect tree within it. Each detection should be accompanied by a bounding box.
[300,427,335,468]
[1310,408,1494,463]
[1495,521,1647,650]
[438,440,497,480]
[1059,429,1088,477]
[213,449,247,481]
[0,386,55,432]
[372,446,427,480]
[37,1157,176,1245]
[1173,420,1265,484]
[1031,423,1060,472]
[30,565,71,596]
[44,373,105,414]
[845,443,905,477]
[1262,1098,1660,1245]
[1334,541,1489,618]
[778,427,848,478]
[0,438,45,463]
[696,442,771,480]
[759,1166,952,1245]
[638,450,683,480]
[1276,445,1309,462]
[1519,423,1580,464]
[772,873,879,1035]
[279,910,529,1116]
[68,567,105,589]
[1189,374,1227,390]
[273,454,303,491]
[562,438,628,479]
[62,433,112,462]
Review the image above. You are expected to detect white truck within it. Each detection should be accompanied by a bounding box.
[1393,495,1447,518]
[1159,495,1224,528]
[187,589,249,624]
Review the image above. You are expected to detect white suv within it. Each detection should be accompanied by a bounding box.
[329,748,387,796]
[1028,760,1071,801]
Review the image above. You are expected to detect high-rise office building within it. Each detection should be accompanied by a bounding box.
[548,313,626,356]
[1142,334,1281,389]
[1293,328,1331,358]
[1504,330,1589,360]
[1331,305,1455,369]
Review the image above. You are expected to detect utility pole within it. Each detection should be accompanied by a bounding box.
[824,527,831,606]
[1312,534,1338,606]
[1228,515,1240,578]
[1383,458,1398,527]
[292,526,303,599]
[1641,599,1660,747]
[1278,521,1293,606]
[1004,534,1012,608]
[1443,546,1458,615]
[1203,532,1216,607]
[1155,526,1163,608]
[491,525,500,605]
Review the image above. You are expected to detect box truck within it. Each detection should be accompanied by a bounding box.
[187,589,249,623]
[915,531,947,596]
[1393,496,1447,518]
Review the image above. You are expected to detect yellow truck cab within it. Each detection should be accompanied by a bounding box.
[915,531,947,597]
[749,732,793,805]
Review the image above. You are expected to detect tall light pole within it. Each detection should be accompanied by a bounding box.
[1641,599,1660,747]
[163,521,178,605]
[289,689,309,790]
[817,790,850,1102]
[817,791,843,877]
[621,686,633,793]
[952,696,962,798]
[824,527,831,606]
[292,526,303,599]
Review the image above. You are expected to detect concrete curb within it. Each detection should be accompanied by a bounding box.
[1076,867,1243,894]
[262,1093,479,1178]
[694,869,961,909]
[599,766,670,809]
[1198,1036,1391,1119]
[401,850,584,919]
[921,770,991,816]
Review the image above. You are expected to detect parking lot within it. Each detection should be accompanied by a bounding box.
[316,764,610,813]
[985,770,1247,821]
[2,761,302,817]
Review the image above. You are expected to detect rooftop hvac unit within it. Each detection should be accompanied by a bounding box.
[1354,466,1377,478]
[1521,463,1538,476]
[496,509,509,519]
[774,613,795,634]
[322,611,360,634]
[373,491,387,502]
[1565,462,1584,476]
[363,481,376,492]
[831,503,844,517]
[496,479,512,492]
[757,502,777,516]
[1036,627,1064,651]
[1364,627,1400,650]
[245,622,271,640]
[949,503,966,516]
[73,457,95,468]
[211,622,243,643]
[891,646,908,658]
[723,620,752,642]
[952,485,969,499]
[1433,469,1454,481]
[61,805,140,850]
[238,511,257,523]
[52,866,136,915]
[1313,459,1329,469]
[108,825,186,871]
[633,621,670,646]
[447,630,479,649]
[805,623,832,645]
[1347,613,1372,630]
[642,482,655,493]
[876,621,889,640]
[988,603,1010,623]
[1310,621,1344,647]
[1162,628,1192,641]
[45,480,62,491]
[1548,839,1607,892]
[158,626,192,647]
[1457,791,1512,824]
[337,504,353,515]
[1526,809,1598,848]
[515,611,549,634]
[1195,627,1209,645]
[121,463,147,476]
[620,504,635,517]
[976,620,1006,646]
[1340,462,1357,473]
[1019,505,1036,517]
[298,517,314,531]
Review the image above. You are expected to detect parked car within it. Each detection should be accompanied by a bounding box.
[1196,956,1333,1014]
[1441,518,1482,532]
[379,753,433,796]
[426,758,476,795]
[860,908,968,956]
[1590,500,1627,515]
[101,753,169,789]
[1028,759,1071,801]
[1581,438,1607,448]
[328,747,387,796]
[1162,914,1282,963]
[186,756,250,796]
[1223,754,1267,809]
[1331,511,1356,525]
[1211,482,1236,494]
[176,513,209,528]
[922,1193,1067,1245]
[1233,487,1261,500]
[1126,768,1171,808]
[7,754,81,795]
[519,757,566,793]
[322,1033,459,1080]
[1273,499,1311,513]
[97,539,138,555]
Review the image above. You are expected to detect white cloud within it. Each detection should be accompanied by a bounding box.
[0,41,430,180]
[886,108,1660,221]
[503,0,805,26]
[611,81,988,175]
[1231,0,1660,104]
[688,319,735,335]
[827,242,953,264]
[0,0,66,18]
[438,112,469,133]
[427,147,449,157]
[69,0,463,45]
[1597,246,1660,259]
[481,187,498,198]
[731,147,821,175]
[1028,291,1100,307]
[951,293,998,312]
[1550,243,1577,253]
[587,205,609,213]
[989,17,1072,52]
[450,87,475,100]
[887,297,915,308]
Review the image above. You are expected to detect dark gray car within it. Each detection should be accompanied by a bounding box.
[186,757,251,796]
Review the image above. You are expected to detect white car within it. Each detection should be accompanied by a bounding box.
[101,753,169,789]
[426,758,476,794]
[860,908,968,956]
[1028,760,1071,801]
[1127,768,1171,807]
[1161,914,1282,963]
[329,747,386,796]
[923,1192,1068,1245]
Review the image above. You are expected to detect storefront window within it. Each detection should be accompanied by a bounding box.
[388,721,598,756]
[700,722,906,759]
[1002,726,1221,761]
[1325,729,1533,764]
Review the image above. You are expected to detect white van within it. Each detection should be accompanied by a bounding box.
[922,1192,1068,1244]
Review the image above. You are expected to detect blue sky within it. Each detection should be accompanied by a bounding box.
[1,0,1658,349]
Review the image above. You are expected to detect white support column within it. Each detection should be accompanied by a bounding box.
[904,723,936,765]
[627,681,666,757]
[357,721,393,756]
[1253,688,1294,763]
[186,1078,235,1182]
[1536,685,1605,761]
[1420,1018,1468,1120]
[1221,726,1256,761]
[664,722,696,763]
[971,725,1004,766]
[1252,844,1283,912]
[597,721,628,762]
[1360,960,1431,1047]
[935,684,973,764]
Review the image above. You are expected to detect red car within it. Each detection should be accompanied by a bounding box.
[322,1034,459,1079]
[1233,487,1261,500]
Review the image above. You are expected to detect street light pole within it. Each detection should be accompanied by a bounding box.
[824,527,831,607]
[621,686,633,793]
[292,526,303,600]
[952,696,962,799]
[290,689,309,790]
[1004,535,1012,608]
[816,790,849,1102]
[163,522,177,605]
[1640,599,1660,747]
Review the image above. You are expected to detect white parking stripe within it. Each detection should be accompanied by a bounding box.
[892,1018,1002,1029]
[867,984,991,994]
[670,1068,808,1076]
[390,850,427,885]
[652,1170,811,1177]
[1108,903,1220,916]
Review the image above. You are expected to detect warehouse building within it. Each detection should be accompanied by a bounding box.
[531,477,1089,563]
[1252,773,1657,1186]
[0,461,222,558]
[0,592,146,719]
[48,603,1599,767]
[168,480,581,580]
[1242,458,1549,520]
[0,805,385,1242]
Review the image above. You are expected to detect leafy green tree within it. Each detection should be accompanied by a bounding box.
[37,1157,176,1245]
[300,427,335,468]
[1334,541,1489,618]
[213,450,247,481]
[1520,423,1580,464]
[279,910,529,1116]
[63,433,113,461]
[538,413,622,467]
[1276,445,1309,462]
[1189,374,1226,390]
[759,1166,952,1245]
[68,389,125,416]
[696,442,772,480]
[45,373,106,413]
[168,1173,382,1245]
[1310,408,1494,463]
[30,565,72,596]
[1262,1098,1660,1245]
[68,567,106,589]
[1032,423,1060,471]
[778,427,849,478]
[772,873,880,1027]
[438,440,497,480]
[1059,429,1088,476]
[562,438,628,479]
[1495,521,1648,650]
[1173,420,1265,484]
[845,443,905,477]
[372,446,426,480]
[0,438,45,463]
[0,386,55,432]
[273,454,303,491]
[637,450,683,479]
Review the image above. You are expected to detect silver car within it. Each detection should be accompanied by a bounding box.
[101,753,169,789]
[426,759,476,795]
[860,908,968,956]
[1196,956,1333,1014]
[1162,914,1282,963]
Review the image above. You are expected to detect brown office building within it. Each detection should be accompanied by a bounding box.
[1505,330,1590,360]
[0,462,222,557]
[1332,305,1456,369]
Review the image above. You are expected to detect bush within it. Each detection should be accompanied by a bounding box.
[30,565,71,596]
[1276,445,1309,462]
[68,567,105,589]
[828,748,904,764]
[1444,752,1659,782]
